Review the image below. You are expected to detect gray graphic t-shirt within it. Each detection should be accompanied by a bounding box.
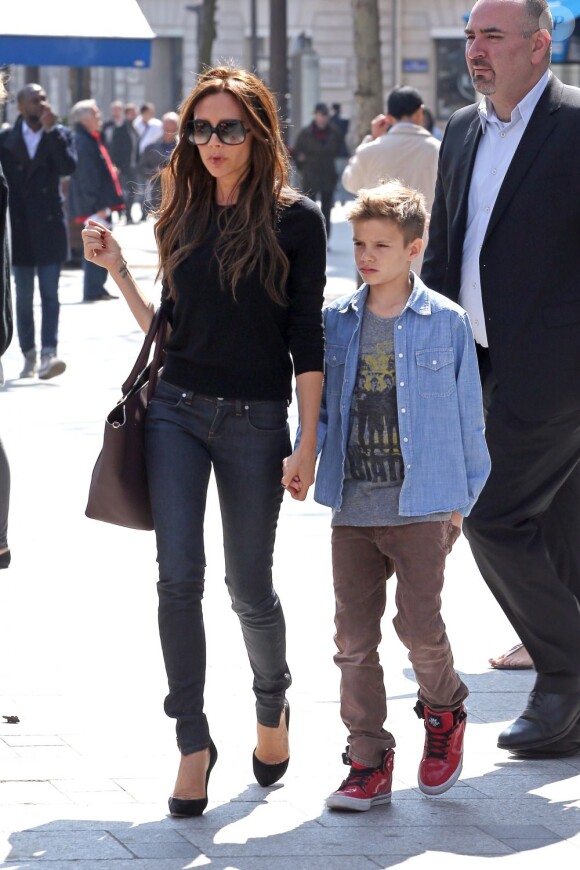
[332,307,451,527]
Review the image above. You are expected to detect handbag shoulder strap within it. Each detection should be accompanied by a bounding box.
[121,307,167,396]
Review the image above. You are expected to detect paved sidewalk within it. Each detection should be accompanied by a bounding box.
[1,208,579,868]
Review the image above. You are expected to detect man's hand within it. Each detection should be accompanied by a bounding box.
[40,104,58,132]
[370,114,392,139]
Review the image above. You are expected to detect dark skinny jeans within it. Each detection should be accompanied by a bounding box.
[145,379,292,755]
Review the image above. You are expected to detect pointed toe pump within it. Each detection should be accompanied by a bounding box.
[253,702,290,787]
[168,739,218,817]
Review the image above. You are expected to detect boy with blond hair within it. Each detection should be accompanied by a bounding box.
[313,181,490,809]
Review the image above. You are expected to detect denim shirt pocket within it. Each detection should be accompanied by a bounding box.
[415,347,456,398]
[325,343,348,395]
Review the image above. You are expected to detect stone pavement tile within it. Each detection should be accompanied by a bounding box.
[469,771,580,800]
[477,823,562,845]
[179,825,513,858]
[0,780,70,805]
[0,862,377,870]
[1,734,69,747]
[0,829,132,862]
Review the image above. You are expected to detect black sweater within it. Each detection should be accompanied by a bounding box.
[162,195,326,402]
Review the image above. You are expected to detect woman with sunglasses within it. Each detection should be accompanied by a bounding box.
[82,67,326,816]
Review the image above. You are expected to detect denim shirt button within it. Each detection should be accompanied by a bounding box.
[401,408,406,413]
[403,437,409,442]
[399,381,405,387]
[398,353,403,358]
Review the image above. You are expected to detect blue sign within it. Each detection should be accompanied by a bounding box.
[402,59,430,73]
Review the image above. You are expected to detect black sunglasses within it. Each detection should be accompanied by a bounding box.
[185,119,250,146]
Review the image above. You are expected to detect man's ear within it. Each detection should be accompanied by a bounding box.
[531,29,551,66]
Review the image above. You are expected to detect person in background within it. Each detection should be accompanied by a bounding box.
[330,102,351,206]
[134,102,163,222]
[0,84,77,379]
[342,86,440,273]
[82,66,325,817]
[292,102,341,242]
[102,100,139,223]
[0,74,12,570]
[68,99,124,302]
[421,107,444,141]
[138,112,179,216]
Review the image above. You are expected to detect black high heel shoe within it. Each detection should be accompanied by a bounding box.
[168,739,218,817]
[253,702,290,787]
[0,550,11,569]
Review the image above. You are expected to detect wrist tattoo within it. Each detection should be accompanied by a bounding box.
[118,258,130,279]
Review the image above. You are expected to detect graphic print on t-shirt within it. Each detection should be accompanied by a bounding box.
[347,336,403,485]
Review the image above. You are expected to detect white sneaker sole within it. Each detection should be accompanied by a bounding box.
[326,792,392,812]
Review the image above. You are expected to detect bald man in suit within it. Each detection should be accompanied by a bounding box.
[422,0,580,758]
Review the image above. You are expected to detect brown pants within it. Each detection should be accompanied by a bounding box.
[332,521,468,767]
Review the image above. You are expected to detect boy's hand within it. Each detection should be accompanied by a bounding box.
[451,511,463,529]
[281,446,316,501]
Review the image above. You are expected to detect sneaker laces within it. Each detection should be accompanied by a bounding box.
[338,750,386,790]
[416,703,467,760]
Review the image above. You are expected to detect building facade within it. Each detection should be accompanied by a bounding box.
[3,1,580,144]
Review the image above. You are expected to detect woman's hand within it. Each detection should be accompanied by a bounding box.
[281,445,316,502]
[81,219,125,273]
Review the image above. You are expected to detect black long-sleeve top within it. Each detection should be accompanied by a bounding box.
[162,195,326,402]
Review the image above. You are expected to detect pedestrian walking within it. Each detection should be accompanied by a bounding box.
[342,86,440,273]
[102,100,139,223]
[82,66,326,816]
[422,0,580,757]
[308,181,490,810]
[68,99,124,302]
[137,112,179,216]
[0,84,77,379]
[292,103,341,242]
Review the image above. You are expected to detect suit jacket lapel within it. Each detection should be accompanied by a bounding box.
[450,113,482,262]
[484,76,562,243]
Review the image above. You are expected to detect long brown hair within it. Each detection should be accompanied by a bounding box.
[155,66,298,304]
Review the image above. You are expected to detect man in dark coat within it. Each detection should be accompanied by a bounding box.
[68,99,125,302]
[137,112,179,216]
[0,84,77,379]
[102,100,139,223]
[292,103,341,241]
[422,0,580,757]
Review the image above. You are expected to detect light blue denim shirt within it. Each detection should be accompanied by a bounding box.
[313,274,491,517]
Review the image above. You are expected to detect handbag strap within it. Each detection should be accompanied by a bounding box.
[121,306,167,397]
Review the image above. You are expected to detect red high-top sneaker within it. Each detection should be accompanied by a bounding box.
[326,747,395,811]
[415,701,467,795]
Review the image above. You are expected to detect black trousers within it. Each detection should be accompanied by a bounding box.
[464,350,580,693]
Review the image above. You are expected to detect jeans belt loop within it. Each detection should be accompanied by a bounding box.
[183,390,194,406]
[234,399,244,416]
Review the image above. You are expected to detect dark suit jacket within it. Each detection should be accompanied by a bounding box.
[0,117,77,267]
[68,124,124,221]
[422,74,580,422]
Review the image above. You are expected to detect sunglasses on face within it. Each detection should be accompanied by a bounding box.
[185,118,250,146]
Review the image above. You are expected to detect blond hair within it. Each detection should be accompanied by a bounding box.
[347,180,426,245]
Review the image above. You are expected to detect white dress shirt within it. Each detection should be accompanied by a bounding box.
[460,71,550,346]
[21,120,43,160]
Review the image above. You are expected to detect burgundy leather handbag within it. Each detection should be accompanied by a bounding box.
[85,306,167,530]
